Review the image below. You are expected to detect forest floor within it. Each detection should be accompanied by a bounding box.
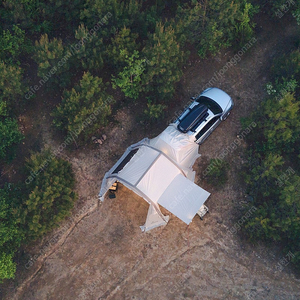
[1,13,300,300]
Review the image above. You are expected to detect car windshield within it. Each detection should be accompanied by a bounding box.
[197,96,223,114]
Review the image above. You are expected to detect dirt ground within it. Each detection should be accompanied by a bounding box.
[2,14,300,300]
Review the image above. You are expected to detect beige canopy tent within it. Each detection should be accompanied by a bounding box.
[99,125,210,231]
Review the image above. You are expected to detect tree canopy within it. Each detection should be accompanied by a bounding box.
[242,49,300,269]
[18,150,77,241]
[52,72,113,140]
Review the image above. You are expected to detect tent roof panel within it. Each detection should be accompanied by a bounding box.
[158,174,210,224]
[136,154,182,203]
[117,146,159,185]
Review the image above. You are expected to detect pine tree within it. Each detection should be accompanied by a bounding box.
[80,0,142,38]
[241,58,300,270]
[279,176,300,265]
[177,0,257,57]
[2,0,53,33]
[19,150,77,240]
[52,72,113,140]
[272,49,300,80]
[1,0,83,34]
[263,0,300,20]
[74,24,104,71]
[0,61,24,113]
[106,26,139,68]
[142,22,185,101]
[0,118,23,163]
[0,25,29,65]
[33,34,71,88]
[261,93,300,152]
[0,187,23,282]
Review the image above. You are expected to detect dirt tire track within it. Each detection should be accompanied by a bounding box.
[11,201,98,300]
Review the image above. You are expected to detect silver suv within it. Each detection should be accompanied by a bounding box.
[175,88,233,144]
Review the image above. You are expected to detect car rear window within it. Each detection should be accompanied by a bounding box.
[197,96,223,114]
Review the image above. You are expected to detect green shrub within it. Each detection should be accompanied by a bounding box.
[205,158,230,187]
[111,50,146,100]
[144,99,166,121]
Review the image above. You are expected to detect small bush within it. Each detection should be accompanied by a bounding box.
[205,158,230,187]
[144,99,166,121]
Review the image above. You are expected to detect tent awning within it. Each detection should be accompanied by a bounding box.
[157,174,210,224]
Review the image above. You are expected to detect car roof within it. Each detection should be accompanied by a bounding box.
[200,88,232,112]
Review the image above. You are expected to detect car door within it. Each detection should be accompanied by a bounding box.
[195,116,221,144]
[208,116,221,133]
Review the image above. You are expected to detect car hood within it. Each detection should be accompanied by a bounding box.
[201,88,233,112]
